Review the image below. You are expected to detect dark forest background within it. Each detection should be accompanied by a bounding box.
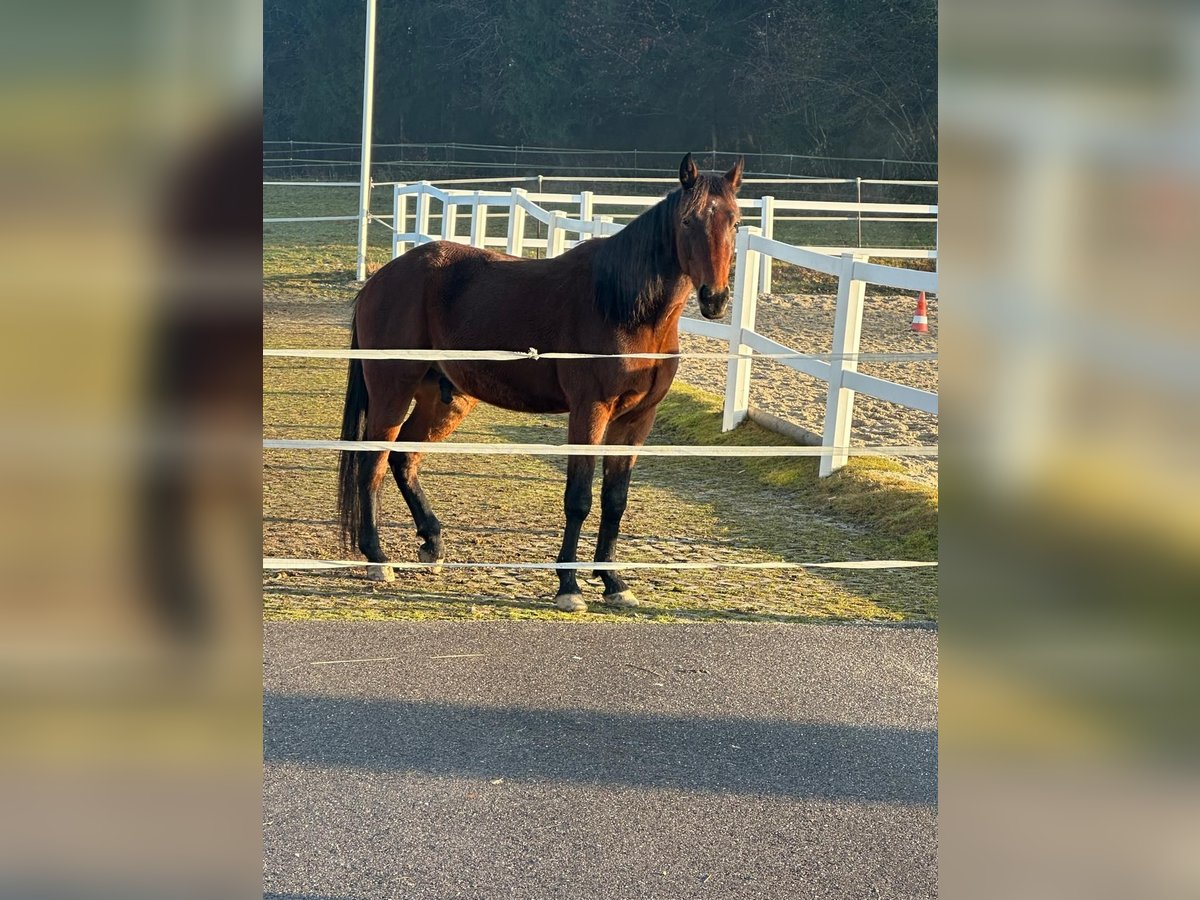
[264,0,936,175]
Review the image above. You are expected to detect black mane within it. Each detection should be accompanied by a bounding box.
[591,174,729,326]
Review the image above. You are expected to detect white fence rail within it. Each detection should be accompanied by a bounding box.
[383,181,936,297]
[265,175,938,293]
[371,182,938,477]
[724,230,938,476]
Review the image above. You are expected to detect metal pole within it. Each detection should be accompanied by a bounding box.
[355,0,378,282]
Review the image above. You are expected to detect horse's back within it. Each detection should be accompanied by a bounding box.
[365,240,497,301]
[354,241,501,345]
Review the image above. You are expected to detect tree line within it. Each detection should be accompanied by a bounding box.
[264,0,936,176]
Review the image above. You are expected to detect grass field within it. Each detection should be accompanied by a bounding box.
[263,215,939,623]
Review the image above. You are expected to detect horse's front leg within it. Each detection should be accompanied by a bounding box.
[554,403,610,613]
[593,405,657,609]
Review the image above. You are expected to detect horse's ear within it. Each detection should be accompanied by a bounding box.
[724,157,745,191]
[679,153,699,190]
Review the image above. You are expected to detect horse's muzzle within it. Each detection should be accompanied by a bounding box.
[698,285,729,320]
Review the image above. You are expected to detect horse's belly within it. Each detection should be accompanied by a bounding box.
[441,362,569,414]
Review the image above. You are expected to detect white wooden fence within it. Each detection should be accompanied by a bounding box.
[380,181,937,476]
[387,181,936,293]
[721,229,938,476]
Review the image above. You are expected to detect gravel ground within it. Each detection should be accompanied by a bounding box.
[678,289,939,488]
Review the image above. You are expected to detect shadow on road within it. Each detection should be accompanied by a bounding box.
[264,692,935,805]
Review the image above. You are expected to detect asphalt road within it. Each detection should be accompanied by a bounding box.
[264,621,937,899]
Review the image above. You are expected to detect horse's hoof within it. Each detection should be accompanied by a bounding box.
[602,590,639,609]
[367,564,395,582]
[418,545,445,574]
[554,593,588,613]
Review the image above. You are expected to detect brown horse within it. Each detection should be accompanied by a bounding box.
[337,153,743,612]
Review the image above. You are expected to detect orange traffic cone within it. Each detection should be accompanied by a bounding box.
[911,291,929,333]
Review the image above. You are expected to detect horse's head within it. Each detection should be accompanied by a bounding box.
[674,153,744,320]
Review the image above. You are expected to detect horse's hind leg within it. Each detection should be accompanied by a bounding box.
[390,374,477,571]
[358,369,424,582]
[358,444,397,581]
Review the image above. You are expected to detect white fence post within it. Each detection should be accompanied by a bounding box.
[855,177,863,247]
[554,212,567,255]
[507,189,527,256]
[441,197,457,241]
[722,226,762,431]
[547,211,565,257]
[414,182,431,244]
[575,191,593,248]
[399,191,410,253]
[819,252,869,476]
[468,192,487,248]
[758,196,774,294]
[392,185,406,259]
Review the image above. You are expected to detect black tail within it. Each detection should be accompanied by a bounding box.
[337,317,368,549]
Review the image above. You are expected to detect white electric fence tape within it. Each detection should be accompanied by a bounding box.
[264,439,938,458]
[264,557,937,572]
[264,347,937,363]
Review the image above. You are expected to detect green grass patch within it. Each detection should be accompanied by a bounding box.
[654,382,937,560]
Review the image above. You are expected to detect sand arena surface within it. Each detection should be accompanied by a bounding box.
[678,289,938,487]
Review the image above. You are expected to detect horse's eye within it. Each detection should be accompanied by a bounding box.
[682,217,692,227]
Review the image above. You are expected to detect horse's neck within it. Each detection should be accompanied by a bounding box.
[585,203,690,330]
[636,276,692,349]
